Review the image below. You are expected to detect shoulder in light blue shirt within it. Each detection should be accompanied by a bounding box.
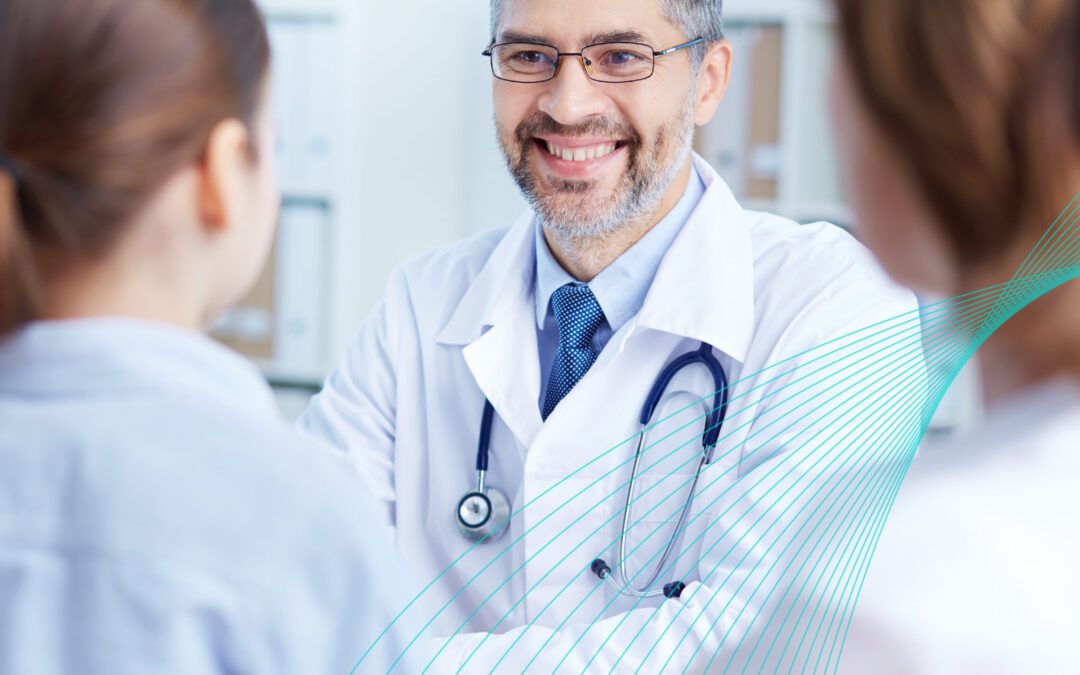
[534,165,707,408]
[0,318,422,674]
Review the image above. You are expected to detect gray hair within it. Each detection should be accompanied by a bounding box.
[489,0,725,67]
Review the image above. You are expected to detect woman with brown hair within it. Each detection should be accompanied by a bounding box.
[831,0,1080,670]
[0,0,417,671]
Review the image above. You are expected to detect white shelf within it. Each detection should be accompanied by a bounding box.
[255,359,329,391]
[281,191,333,207]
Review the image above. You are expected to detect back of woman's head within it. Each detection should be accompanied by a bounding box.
[0,0,270,334]
[833,0,1080,268]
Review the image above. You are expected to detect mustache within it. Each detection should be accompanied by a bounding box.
[513,112,641,146]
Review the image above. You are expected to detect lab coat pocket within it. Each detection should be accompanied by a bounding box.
[617,450,740,588]
[615,380,736,589]
[621,471,711,590]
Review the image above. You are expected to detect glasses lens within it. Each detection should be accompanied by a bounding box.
[582,43,655,82]
[491,43,558,82]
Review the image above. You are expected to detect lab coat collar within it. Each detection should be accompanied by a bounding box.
[0,317,279,417]
[435,210,544,449]
[432,156,754,450]
[436,154,756,363]
[631,155,755,364]
[436,209,538,347]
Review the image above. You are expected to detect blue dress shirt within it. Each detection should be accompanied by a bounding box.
[534,166,707,409]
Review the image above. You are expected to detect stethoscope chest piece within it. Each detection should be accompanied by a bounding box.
[456,485,511,543]
[458,400,513,544]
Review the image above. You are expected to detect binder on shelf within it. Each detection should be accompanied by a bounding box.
[698,25,756,196]
[695,23,784,202]
[267,16,340,198]
[300,19,339,193]
[211,203,330,374]
[267,19,308,194]
[219,15,338,381]
[273,203,329,371]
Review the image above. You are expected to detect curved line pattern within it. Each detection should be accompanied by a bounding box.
[351,194,1080,674]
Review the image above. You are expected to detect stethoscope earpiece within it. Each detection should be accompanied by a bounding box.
[591,557,686,599]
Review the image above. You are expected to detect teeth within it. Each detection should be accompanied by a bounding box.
[545,141,619,162]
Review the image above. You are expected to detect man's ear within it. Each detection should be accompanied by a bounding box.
[196,118,251,234]
[693,40,733,126]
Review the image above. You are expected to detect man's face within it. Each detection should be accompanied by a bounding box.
[492,0,700,238]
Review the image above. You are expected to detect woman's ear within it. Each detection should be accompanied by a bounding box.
[196,118,252,234]
[693,40,733,126]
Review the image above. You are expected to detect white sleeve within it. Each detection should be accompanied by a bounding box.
[296,269,406,525]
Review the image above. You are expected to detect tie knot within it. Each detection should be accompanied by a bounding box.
[550,283,605,349]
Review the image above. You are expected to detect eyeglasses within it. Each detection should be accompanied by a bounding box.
[482,38,704,84]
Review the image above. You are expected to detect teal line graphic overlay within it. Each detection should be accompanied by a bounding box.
[350,194,1080,673]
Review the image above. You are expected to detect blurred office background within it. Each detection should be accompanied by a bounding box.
[214,0,981,431]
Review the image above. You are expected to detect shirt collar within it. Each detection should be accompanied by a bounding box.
[534,164,706,331]
[0,317,278,417]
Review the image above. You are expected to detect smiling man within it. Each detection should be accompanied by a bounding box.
[300,0,916,670]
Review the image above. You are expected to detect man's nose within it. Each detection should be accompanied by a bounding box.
[536,55,608,126]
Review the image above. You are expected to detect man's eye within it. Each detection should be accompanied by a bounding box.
[513,51,547,64]
[605,51,640,66]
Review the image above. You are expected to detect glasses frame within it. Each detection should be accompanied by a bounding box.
[482,37,705,84]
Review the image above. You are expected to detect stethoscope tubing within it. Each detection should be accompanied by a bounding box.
[462,341,729,600]
[614,434,712,596]
[611,344,727,596]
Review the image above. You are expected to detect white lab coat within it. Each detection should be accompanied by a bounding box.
[840,379,1080,674]
[300,156,918,671]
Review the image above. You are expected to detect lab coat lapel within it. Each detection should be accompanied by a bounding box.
[434,157,756,459]
[529,157,757,469]
[532,320,683,462]
[436,213,544,452]
[633,155,756,363]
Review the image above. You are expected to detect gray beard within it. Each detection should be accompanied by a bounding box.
[500,96,697,245]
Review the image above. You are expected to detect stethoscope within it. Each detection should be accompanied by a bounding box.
[456,400,513,543]
[455,342,729,600]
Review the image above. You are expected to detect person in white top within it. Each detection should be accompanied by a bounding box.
[829,0,1080,671]
[298,0,916,669]
[0,0,420,672]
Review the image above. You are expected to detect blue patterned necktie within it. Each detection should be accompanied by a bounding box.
[542,283,606,420]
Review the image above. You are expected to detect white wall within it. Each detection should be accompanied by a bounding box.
[332,0,525,347]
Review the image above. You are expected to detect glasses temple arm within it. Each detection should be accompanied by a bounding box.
[655,37,706,57]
